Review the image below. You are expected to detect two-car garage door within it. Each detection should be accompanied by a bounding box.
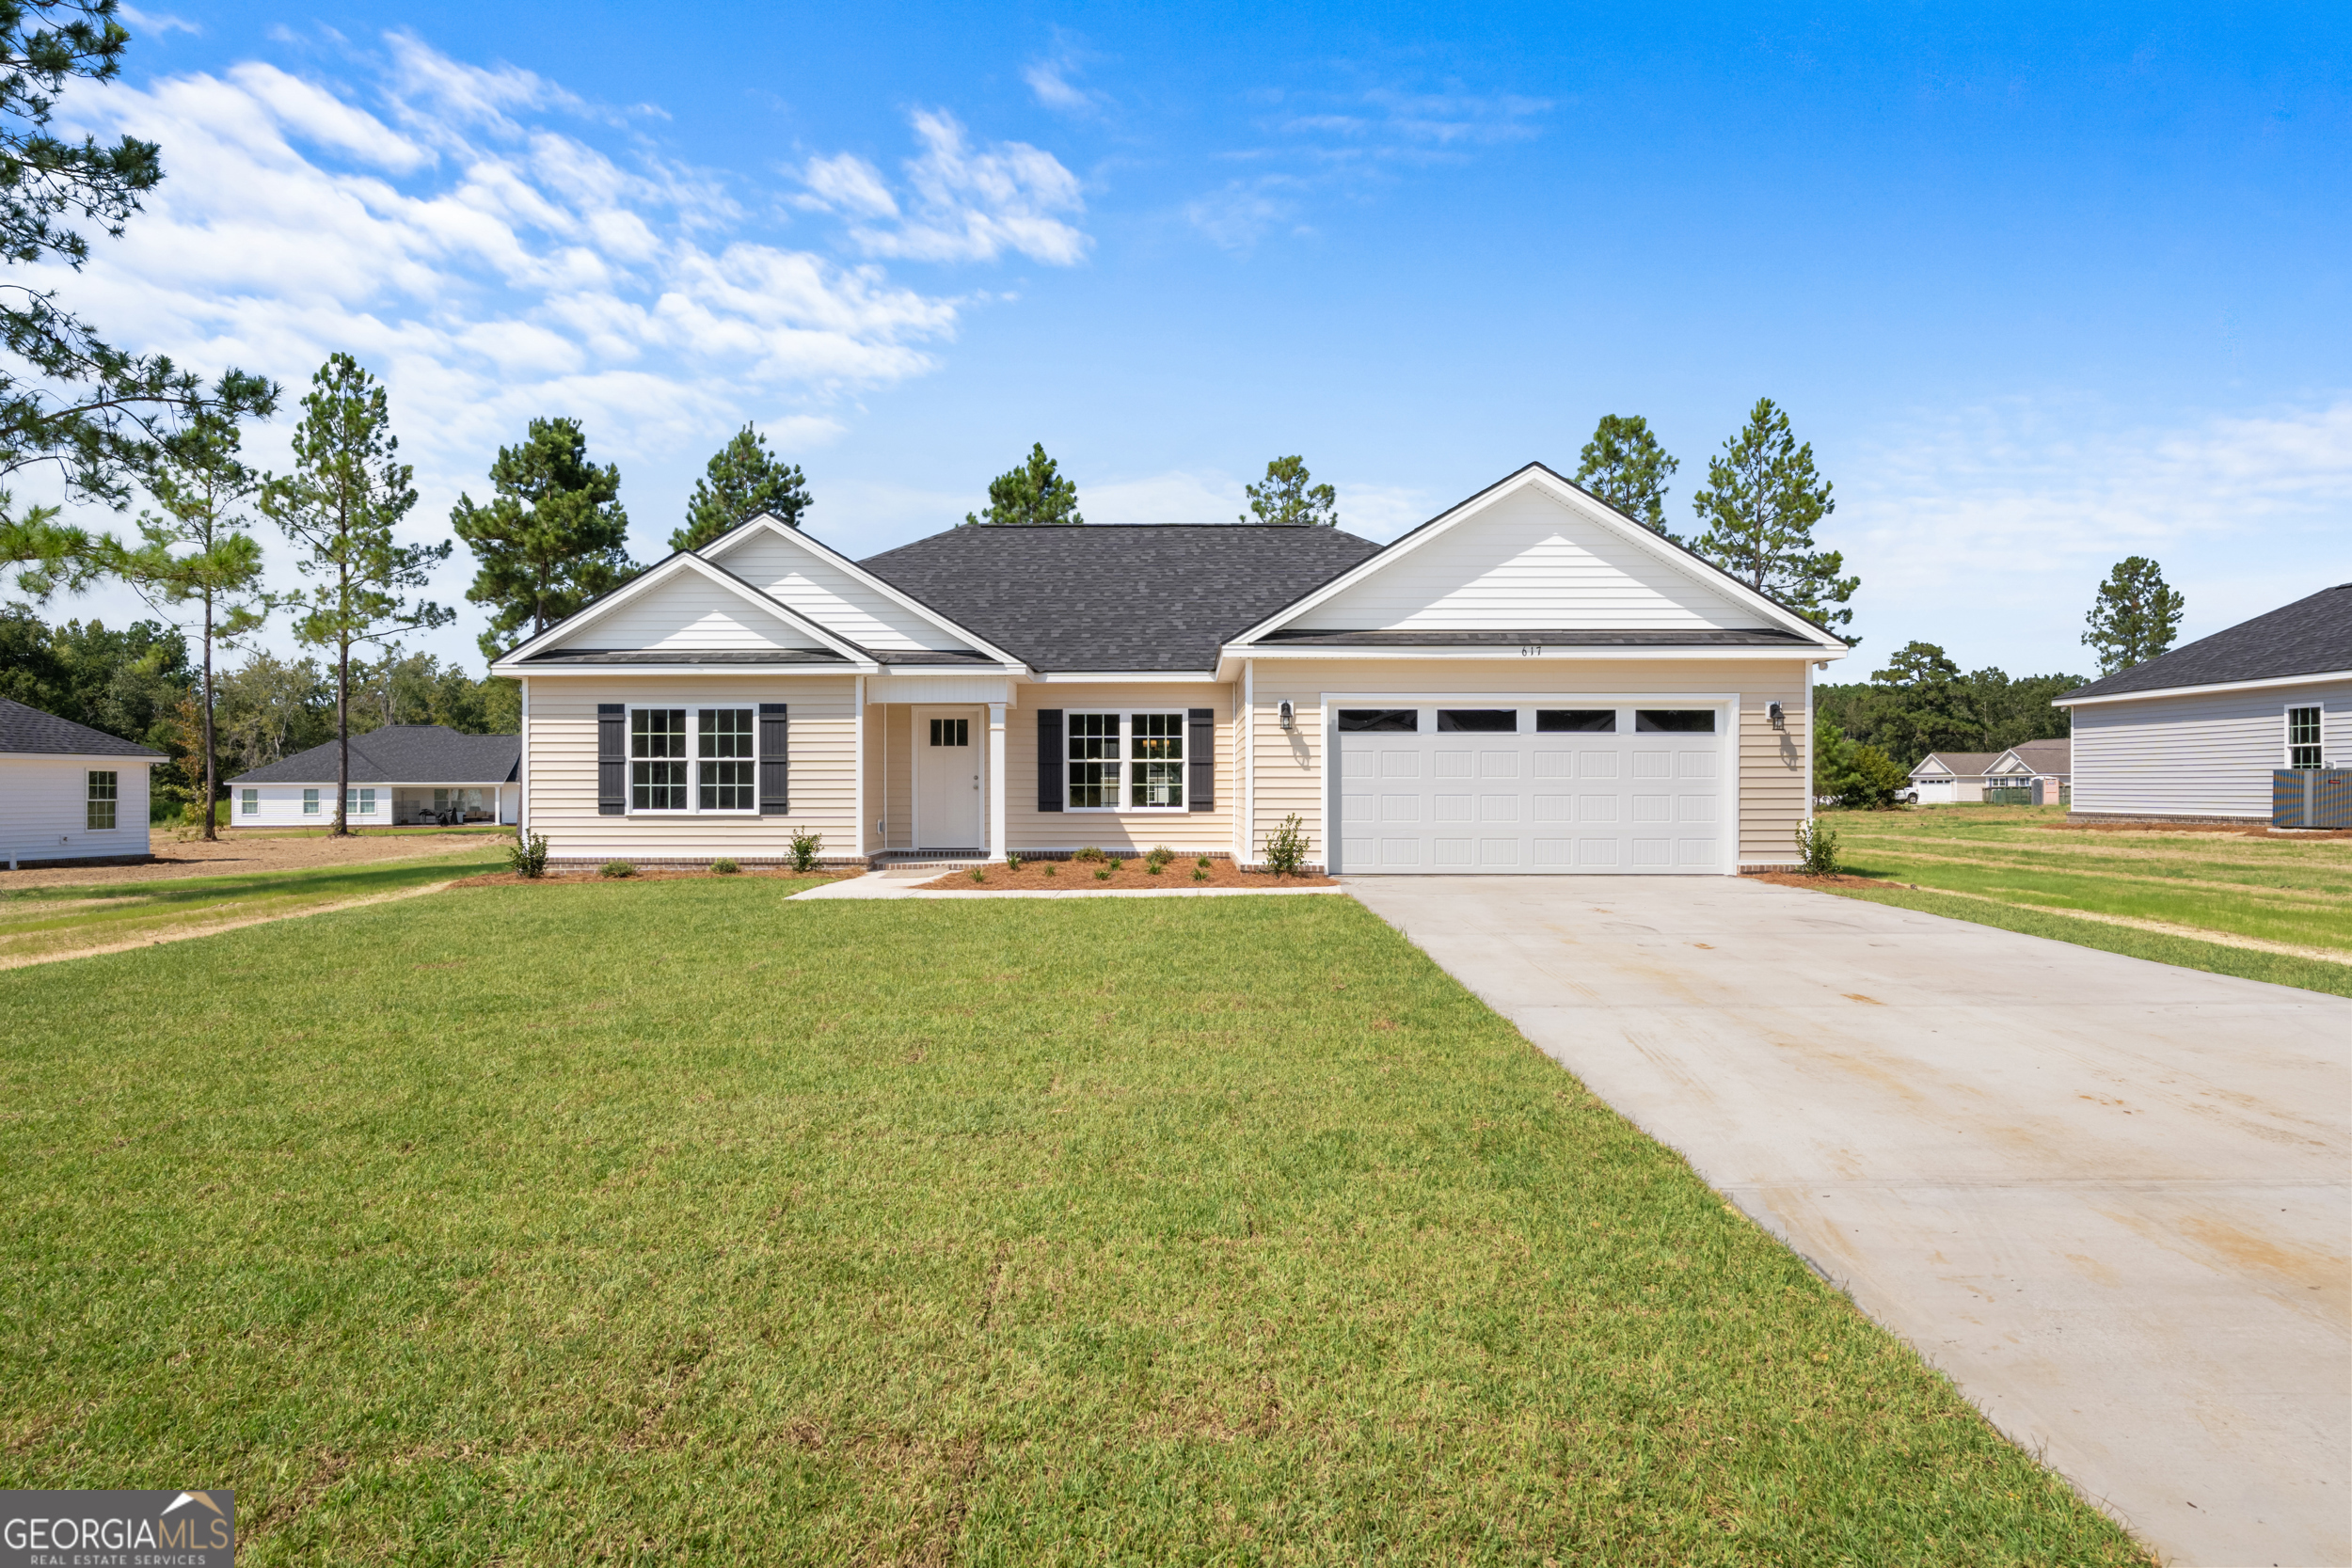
[1335,703,1728,874]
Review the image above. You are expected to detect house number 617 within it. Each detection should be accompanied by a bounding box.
[1519,644,1544,657]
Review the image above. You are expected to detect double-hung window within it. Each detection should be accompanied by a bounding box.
[631,705,756,813]
[86,770,117,830]
[1067,711,1185,810]
[345,787,377,816]
[302,788,320,816]
[2287,705,2322,768]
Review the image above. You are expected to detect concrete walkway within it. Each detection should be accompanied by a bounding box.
[1342,875,2350,1568]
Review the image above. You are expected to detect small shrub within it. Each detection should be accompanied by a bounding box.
[1073,846,1106,863]
[1093,868,1111,881]
[599,861,637,879]
[787,828,823,872]
[969,867,988,883]
[1146,844,1173,870]
[1795,819,1840,877]
[1262,813,1311,878]
[1146,861,1163,875]
[710,858,740,876]
[1005,851,1023,872]
[506,832,550,879]
[1196,856,1212,869]
[1043,863,1057,878]
[1192,865,1209,882]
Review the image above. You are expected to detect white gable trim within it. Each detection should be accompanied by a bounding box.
[489,551,874,673]
[701,515,1027,668]
[1227,463,1846,651]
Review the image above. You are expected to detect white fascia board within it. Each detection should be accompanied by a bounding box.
[1025,670,1221,684]
[701,515,1029,668]
[6,752,162,764]
[1225,463,1850,652]
[2053,668,2352,706]
[1216,643,1834,678]
[502,662,877,677]
[490,551,871,673]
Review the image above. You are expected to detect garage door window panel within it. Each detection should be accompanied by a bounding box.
[1339,709,1418,733]
[1636,709,1716,733]
[1438,709,1518,732]
[1537,709,1615,733]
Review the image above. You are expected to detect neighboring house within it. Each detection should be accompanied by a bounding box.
[0,696,163,868]
[2054,583,2351,823]
[1907,752,2003,804]
[226,726,520,828]
[488,463,1851,874]
[1985,738,2071,795]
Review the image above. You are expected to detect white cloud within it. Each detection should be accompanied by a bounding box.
[800,109,1090,266]
[118,4,199,36]
[1184,177,1304,253]
[1024,40,1106,118]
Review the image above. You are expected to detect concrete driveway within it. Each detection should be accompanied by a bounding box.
[1343,875,2350,1568]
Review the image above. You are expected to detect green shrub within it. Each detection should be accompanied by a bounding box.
[1073,846,1106,863]
[1146,862,1163,875]
[1005,851,1024,872]
[710,858,740,876]
[1092,868,1111,881]
[787,828,823,872]
[1795,819,1839,877]
[1196,856,1212,869]
[1262,813,1311,878]
[1192,865,1209,882]
[969,867,987,883]
[1043,863,1057,878]
[599,861,637,879]
[507,832,550,879]
[1146,844,1173,870]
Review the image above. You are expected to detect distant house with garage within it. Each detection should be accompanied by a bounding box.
[1907,751,2003,804]
[1,696,164,868]
[1984,738,2070,798]
[226,725,519,828]
[2054,583,2350,823]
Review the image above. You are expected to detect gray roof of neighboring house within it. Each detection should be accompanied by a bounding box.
[227,725,518,785]
[1997,738,2072,770]
[0,696,165,759]
[859,525,1385,672]
[2059,583,2352,702]
[1912,751,2003,777]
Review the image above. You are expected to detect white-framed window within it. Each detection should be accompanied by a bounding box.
[2286,705,2322,769]
[631,705,757,814]
[86,769,117,831]
[240,788,258,816]
[1066,710,1185,811]
[345,787,377,816]
[302,788,320,815]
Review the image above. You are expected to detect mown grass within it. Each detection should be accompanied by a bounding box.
[0,882,2147,1564]
[0,849,509,962]
[1827,805,2352,958]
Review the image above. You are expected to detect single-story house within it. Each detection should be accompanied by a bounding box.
[487,462,1851,874]
[1,696,164,868]
[2054,583,2350,823]
[1985,738,2071,795]
[226,725,520,828]
[1907,752,2004,803]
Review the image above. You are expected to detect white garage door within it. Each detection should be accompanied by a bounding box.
[1336,703,1728,874]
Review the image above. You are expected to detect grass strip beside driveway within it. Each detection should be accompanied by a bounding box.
[0,883,2148,1564]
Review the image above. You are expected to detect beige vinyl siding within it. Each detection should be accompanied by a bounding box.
[550,578,824,652]
[524,674,859,861]
[1291,488,1753,632]
[0,755,151,863]
[2070,681,2351,819]
[1244,657,1813,869]
[708,531,969,653]
[871,703,915,851]
[1006,683,1234,854]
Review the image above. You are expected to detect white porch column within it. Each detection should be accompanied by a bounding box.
[987,701,1008,860]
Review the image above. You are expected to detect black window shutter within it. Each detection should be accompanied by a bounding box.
[1037,709,1063,812]
[596,704,626,816]
[759,704,789,815]
[1187,707,1215,812]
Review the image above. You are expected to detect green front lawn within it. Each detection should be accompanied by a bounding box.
[0,885,2147,1564]
[0,849,511,963]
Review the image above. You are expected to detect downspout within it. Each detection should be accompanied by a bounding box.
[516,678,531,847]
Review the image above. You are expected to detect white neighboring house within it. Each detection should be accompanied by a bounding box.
[1,696,162,868]
[1984,738,2071,797]
[2054,583,2351,823]
[1906,751,2002,804]
[225,725,519,829]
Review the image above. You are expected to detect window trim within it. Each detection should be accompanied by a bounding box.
[627,704,763,816]
[302,787,320,816]
[86,769,117,831]
[1064,708,1190,813]
[240,787,258,816]
[345,786,379,817]
[2285,703,2323,769]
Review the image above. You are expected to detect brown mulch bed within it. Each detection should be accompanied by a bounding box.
[1748,870,1912,893]
[914,858,1333,891]
[447,867,859,890]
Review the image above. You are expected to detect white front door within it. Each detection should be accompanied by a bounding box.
[1336,702,1729,874]
[914,706,984,848]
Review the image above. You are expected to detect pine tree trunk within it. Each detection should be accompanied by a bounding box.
[200,594,217,842]
[336,634,351,837]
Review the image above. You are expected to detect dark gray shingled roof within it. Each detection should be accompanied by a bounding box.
[227,725,519,785]
[2059,583,2352,702]
[0,696,165,758]
[858,525,1385,672]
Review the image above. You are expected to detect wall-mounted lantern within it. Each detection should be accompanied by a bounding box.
[1768,701,1785,729]
[1278,700,1295,732]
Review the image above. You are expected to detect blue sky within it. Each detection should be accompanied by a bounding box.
[36,1,2352,679]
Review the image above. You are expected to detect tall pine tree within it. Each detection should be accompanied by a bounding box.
[672,423,811,550]
[963,443,1083,526]
[1688,398,1857,638]
[262,355,451,833]
[1239,455,1338,526]
[453,417,640,659]
[1573,414,1678,534]
[2081,557,2185,675]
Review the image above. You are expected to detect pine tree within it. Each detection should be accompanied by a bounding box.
[2081,557,2185,675]
[453,417,640,659]
[963,443,1084,526]
[1688,398,1856,637]
[262,355,451,834]
[1573,414,1678,534]
[1240,455,1338,527]
[107,410,274,838]
[672,424,811,550]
